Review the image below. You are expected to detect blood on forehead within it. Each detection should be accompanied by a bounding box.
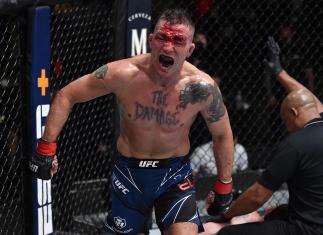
[158,22,190,39]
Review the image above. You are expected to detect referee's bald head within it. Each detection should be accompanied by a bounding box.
[281,89,319,132]
[282,89,316,110]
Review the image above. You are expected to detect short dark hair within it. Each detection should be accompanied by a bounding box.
[157,8,195,32]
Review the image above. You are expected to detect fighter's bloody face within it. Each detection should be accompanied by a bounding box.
[150,20,194,76]
[154,24,189,47]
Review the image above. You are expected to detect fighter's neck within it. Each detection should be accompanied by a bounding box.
[154,76,179,88]
[148,68,181,89]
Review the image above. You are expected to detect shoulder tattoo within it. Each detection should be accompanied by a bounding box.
[176,81,212,110]
[94,64,108,80]
[176,81,225,123]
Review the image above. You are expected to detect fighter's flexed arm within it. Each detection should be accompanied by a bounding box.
[29,59,133,179]
[43,62,127,141]
[200,83,233,182]
[199,78,234,217]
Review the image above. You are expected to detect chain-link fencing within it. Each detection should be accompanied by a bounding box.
[0,15,24,235]
[1,1,118,234]
[152,0,323,212]
[49,1,117,233]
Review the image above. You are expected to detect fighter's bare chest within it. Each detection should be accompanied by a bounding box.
[117,78,214,128]
[118,89,193,127]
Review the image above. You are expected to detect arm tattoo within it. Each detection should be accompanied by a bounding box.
[94,64,108,80]
[207,86,225,123]
[176,81,211,110]
[176,81,225,123]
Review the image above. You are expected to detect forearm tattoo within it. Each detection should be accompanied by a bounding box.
[176,81,225,123]
[94,64,108,80]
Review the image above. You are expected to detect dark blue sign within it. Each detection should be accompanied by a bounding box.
[126,0,151,57]
[28,6,53,235]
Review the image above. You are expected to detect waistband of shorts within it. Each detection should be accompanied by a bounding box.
[115,152,190,169]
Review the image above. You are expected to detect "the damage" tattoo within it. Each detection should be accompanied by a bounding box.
[134,102,180,126]
[94,64,108,80]
[132,90,180,126]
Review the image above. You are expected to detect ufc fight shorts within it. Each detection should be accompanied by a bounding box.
[103,152,203,234]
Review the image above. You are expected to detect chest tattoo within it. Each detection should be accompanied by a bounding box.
[133,90,180,126]
[176,81,225,123]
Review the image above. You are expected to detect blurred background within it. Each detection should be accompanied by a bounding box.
[0,0,322,234]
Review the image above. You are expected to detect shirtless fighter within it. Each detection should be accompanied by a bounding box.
[29,8,234,235]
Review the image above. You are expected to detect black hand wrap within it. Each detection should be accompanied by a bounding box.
[207,179,233,217]
[29,139,56,180]
[264,36,283,75]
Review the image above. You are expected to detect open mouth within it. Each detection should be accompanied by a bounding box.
[159,55,174,67]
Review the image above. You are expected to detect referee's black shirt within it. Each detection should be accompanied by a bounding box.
[259,117,323,227]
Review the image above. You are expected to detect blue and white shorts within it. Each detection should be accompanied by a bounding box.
[103,152,203,234]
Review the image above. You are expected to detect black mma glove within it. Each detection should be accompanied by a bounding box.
[207,179,233,217]
[264,36,283,75]
[29,139,56,180]
[204,188,242,223]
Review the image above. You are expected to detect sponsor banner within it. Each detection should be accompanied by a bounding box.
[126,0,151,57]
[28,7,53,235]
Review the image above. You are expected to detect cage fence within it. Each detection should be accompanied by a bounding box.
[49,0,117,233]
[0,14,24,235]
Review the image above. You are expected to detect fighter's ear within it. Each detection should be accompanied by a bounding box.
[186,43,195,58]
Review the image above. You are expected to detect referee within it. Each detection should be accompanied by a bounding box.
[212,88,323,235]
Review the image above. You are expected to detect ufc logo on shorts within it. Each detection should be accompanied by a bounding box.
[139,160,159,168]
[114,179,129,194]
